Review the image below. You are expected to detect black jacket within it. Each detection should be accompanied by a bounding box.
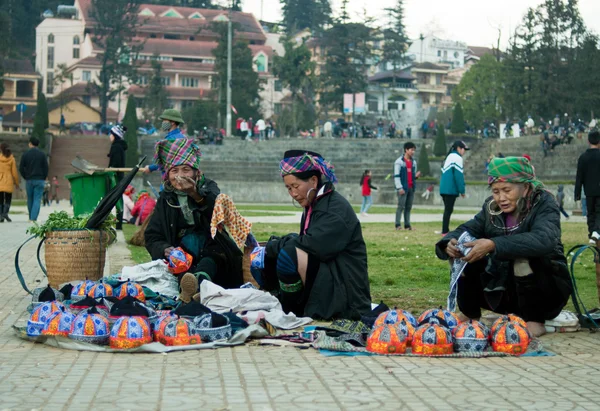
[436,190,572,300]
[19,147,48,181]
[273,184,372,320]
[108,139,128,180]
[575,148,600,200]
[144,178,243,289]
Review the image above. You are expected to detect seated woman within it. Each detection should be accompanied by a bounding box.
[435,157,572,337]
[145,139,243,302]
[260,150,371,320]
[131,190,156,225]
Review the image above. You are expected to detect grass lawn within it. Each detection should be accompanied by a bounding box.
[12,200,26,207]
[122,224,151,265]
[236,205,452,215]
[122,219,599,314]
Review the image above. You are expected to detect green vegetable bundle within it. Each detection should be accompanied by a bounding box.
[27,211,117,242]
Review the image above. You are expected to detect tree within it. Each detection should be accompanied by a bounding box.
[53,63,74,118]
[90,0,143,124]
[273,37,316,135]
[32,92,49,148]
[212,22,262,121]
[450,103,465,134]
[453,54,502,129]
[280,0,332,34]
[183,100,219,134]
[123,96,139,167]
[433,124,447,156]
[320,20,374,113]
[142,58,169,126]
[382,0,409,82]
[418,143,431,177]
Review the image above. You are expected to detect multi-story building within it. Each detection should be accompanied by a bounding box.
[0,59,42,127]
[406,35,468,69]
[35,0,285,124]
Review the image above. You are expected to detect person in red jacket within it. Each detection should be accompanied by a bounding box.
[359,169,377,216]
[131,191,156,225]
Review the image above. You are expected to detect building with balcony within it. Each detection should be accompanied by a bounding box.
[412,62,451,108]
[0,59,41,121]
[35,0,286,124]
[406,35,468,69]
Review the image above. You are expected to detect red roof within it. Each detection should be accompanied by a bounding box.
[136,38,218,58]
[128,85,210,100]
[77,0,266,42]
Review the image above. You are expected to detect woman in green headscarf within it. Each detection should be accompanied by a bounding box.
[435,156,572,337]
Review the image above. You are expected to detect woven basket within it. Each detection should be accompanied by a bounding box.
[44,230,109,288]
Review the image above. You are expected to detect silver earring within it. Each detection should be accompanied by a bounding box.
[306,188,315,203]
[487,199,502,216]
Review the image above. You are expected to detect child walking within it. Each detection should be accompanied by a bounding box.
[556,185,569,220]
[360,169,377,216]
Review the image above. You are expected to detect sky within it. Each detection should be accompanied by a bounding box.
[242,0,600,49]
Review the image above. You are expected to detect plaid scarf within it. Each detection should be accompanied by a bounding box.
[153,138,201,180]
[487,156,543,188]
[279,153,338,183]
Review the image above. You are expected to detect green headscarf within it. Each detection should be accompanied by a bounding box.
[487,156,543,189]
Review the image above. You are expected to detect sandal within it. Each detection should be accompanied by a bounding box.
[179,273,198,304]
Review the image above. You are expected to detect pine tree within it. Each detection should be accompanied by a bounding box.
[418,143,431,177]
[280,0,332,34]
[383,0,409,82]
[450,103,465,134]
[142,58,169,126]
[32,92,49,148]
[433,124,447,156]
[123,96,139,167]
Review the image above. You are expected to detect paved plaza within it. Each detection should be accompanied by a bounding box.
[0,204,599,410]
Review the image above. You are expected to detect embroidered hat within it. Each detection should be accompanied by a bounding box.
[69,307,110,345]
[150,311,177,335]
[27,301,66,337]
[491,314,528,336]
[373,309,416,345]
[412,318,454,356]
[366,320,408,355]
[69,296,109,318]
[114,281,146,302]
[153,314,178,342]
[192,313,233,342]
[71,280,97,302]
[453,320,490,353]
[109,316,153,349]
[491,320,531,355]
[172,301,212,318]
[418,308,460,331]
[41,306,76,337]
[88,282,113,299]
[167,247,193,275]
[28,285,65,312]
[159,317,202,346]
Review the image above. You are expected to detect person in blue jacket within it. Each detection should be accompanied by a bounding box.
[439,140,469,234]
[142,109,186,174]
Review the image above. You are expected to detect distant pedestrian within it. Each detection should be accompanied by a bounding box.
[59,114,66,135]
[257,118,266,141]
[50,176,60,204]
[394,142,421,230]
[359,169,377,216]
[439,141,469,235]
[0,142,20,222]
[575,130,600,244]
[240,119,248,141]
[556,185,569,220]
[108,124,128,230]
[377,118,384,138]
[43,179,50,206]
[19,137,48,222]
[324,121,333,139]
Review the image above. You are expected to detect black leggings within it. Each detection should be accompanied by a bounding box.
[441,195,457,234]
[0,192,12,207]
[586,196,600,237]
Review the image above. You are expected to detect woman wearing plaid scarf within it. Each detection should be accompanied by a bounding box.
[435,156,572,337]
[144,139,244,302]
[259,150,371,319]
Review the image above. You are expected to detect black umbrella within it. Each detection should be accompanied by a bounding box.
[85,156,147,229]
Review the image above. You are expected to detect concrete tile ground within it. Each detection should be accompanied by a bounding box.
[1,204,599,410]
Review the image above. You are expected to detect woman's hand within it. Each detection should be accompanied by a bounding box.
[445,238,463,259]
[164,246,175,259]
[173,175,197,195]
[462,239,496,263]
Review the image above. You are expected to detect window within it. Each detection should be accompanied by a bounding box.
[367,99,378,112]
[443,50,448,59]
[255,55,266,72]
[48,34,54,44]
[214,14,229,22]
[135,97,146,107]
[181,100,195,110]
[167,99,175,109]
[161,8,183,18]
[436,74,442,85]
[16,80,34,98]
[82,70,91,81]
[46,72,54,94]
[73,48,80,59]
[137,75,148,85]
[181,77,198,88]
[161,77,171,86]
[437,50,441,57]
[189,12,203,19]
[164,34,180,40]
[150,34,157,38]
[73,35,80,45]
[189,36,195,41]
[47,47,54,69]
[139,8,155,16]
[274,103,282,115]
[274,80,282,92]
[454,51,459,58]
[82,95,91,105]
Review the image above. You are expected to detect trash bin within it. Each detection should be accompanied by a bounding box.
[66,172,116,217]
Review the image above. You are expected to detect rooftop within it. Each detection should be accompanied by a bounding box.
[1,58,38,76]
